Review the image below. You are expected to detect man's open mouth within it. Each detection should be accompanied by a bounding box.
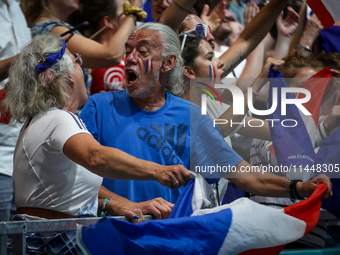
[127,70,137,83]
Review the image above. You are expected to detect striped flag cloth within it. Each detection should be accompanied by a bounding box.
[268,67,333,180]
[76,174,327,255]
[268,67,340,218]
[307,0,340,29]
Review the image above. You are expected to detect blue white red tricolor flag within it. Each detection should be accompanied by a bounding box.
[268,67,333,180]
[268,67,340,218]
[76,174,327,255]
[145,58,153,74]
[307,0,340,28]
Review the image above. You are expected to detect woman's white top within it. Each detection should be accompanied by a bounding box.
[13,108,102,216]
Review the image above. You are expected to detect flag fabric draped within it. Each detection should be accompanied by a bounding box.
[76,173,327,255]
[268,67,333,180]
[268,67,340,218]
[318,25,340,53]
[307,0,340,29]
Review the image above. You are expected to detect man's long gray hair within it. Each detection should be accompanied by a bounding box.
[2,33,75,123]
[132,23,185,97]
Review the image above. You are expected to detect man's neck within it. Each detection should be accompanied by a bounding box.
[130,89,167,112]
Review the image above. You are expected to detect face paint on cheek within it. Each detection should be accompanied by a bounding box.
[209,65,215,83]
[79,67,85,82]
[145,58,153,75]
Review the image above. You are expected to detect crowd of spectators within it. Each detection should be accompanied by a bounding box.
[0,0,339,253]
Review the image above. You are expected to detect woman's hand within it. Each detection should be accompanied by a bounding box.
[106,199,145,223]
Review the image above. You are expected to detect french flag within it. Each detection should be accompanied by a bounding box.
[145,58,153,74]
[268,67,333,180]
[268,67,340,218]
[307,0,340,28]
[76,173,327,255]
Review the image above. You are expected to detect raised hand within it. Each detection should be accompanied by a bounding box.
[276,6,299,37]
[200,0,225,32]
[243,0,259,27]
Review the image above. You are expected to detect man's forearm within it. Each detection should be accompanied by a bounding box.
[159,0,197,32]
[220,0,289,75]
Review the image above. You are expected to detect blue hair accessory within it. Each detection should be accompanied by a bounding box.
[35,39,67,73]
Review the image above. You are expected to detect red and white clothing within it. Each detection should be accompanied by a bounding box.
[90,58,125,95]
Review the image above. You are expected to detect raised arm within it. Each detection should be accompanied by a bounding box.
[217,57,284,139]
[63,133,190,188]
[219,0,290,76]
[49,15,136,69]
[236,2,265,92]
[273,7,299,60]
[159,0,197,32]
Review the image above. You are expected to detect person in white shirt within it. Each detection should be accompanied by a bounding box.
[0,0,31,221]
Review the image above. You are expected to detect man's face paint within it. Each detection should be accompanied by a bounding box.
[145,58,153,74]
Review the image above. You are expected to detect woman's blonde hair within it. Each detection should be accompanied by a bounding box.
[2,34,75,123]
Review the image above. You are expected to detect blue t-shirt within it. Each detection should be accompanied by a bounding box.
[80,90,242,203]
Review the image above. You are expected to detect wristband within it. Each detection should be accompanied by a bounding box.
[297,45,313,55]
[290,180,304,202]
[101,198,112,217]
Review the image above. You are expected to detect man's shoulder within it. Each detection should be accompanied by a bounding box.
[89,90,126,103]
[167,93,202,112]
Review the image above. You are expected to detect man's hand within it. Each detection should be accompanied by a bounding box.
[156,165,190,189]
[297,174,332,200]
[137,198,174,219]
[276,7,299,37]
